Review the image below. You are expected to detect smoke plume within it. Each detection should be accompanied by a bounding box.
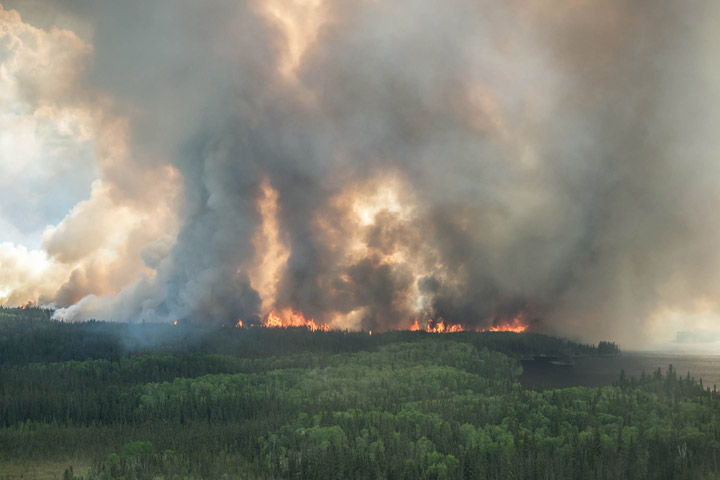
[1,0,720,347]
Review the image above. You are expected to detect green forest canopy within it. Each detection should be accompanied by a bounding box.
[0,308,714,480]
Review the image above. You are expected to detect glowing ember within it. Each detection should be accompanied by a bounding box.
[264,310,329,332]
[236,319,243,328]
[369,330,372,336]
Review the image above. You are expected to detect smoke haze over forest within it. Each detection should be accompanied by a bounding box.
[1,0,720,348]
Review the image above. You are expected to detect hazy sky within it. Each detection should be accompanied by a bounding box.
[1,0,720,350]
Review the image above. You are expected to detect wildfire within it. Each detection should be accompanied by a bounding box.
[407,315,529,333]
[264,309,329,332]
[226,311,528,334]
[409,319,465,333]
[481,314,529,333]
[173,320,178,325]
[445,323,465,333]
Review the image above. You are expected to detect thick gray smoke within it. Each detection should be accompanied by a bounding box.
[8,0,720,346]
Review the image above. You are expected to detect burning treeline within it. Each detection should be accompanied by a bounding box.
[229,310,527,334]
[238,176,535,333]
[232,309,528,333]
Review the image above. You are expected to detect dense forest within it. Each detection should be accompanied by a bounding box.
[0,308,716,479]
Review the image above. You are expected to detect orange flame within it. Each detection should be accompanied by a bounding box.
[409,319,465,333]
[264,309,329,332]
[20,304,26,310]
[481,314,529,333]
[232,310,527,334]
[406,314,529,333]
